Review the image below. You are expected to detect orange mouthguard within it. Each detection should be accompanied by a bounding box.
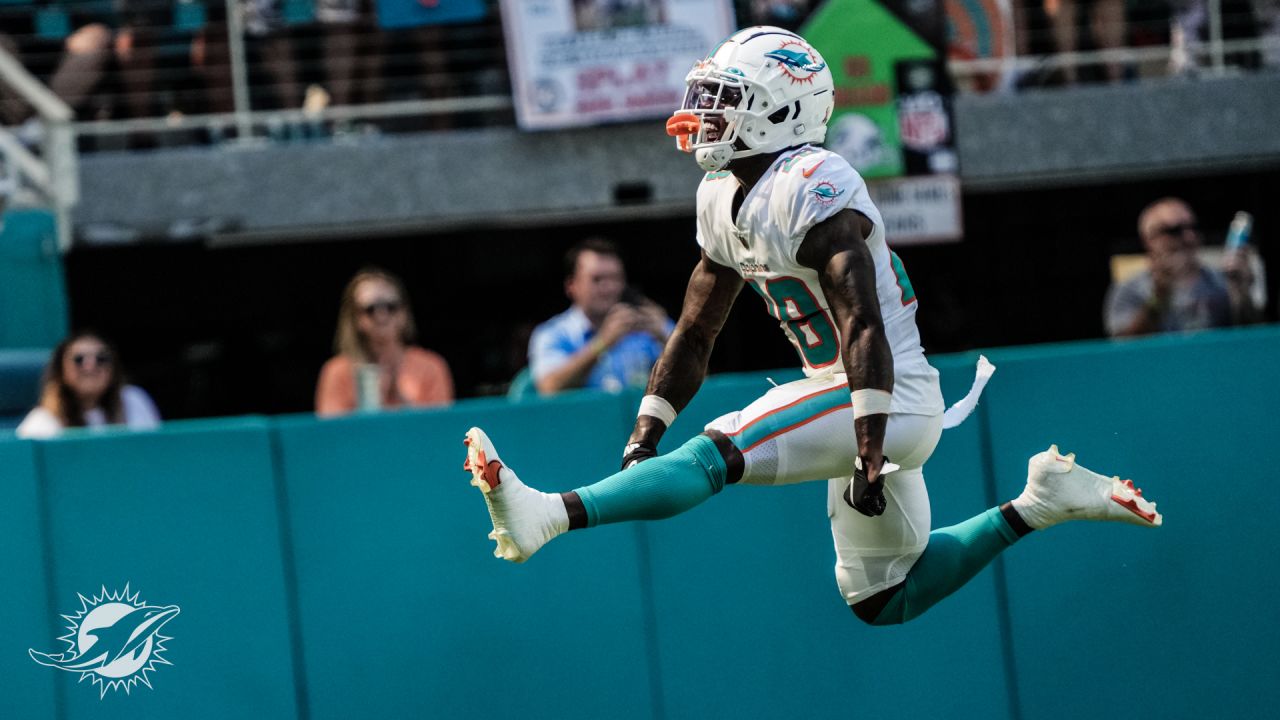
[666,113,700,152]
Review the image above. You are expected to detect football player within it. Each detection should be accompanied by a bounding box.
[463,27,1161,625]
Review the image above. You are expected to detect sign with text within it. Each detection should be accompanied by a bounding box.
[803,0,961,243]
[868,175,962,245]
[499,0,735,130]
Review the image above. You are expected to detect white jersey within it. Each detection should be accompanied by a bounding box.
[695,146,944,416]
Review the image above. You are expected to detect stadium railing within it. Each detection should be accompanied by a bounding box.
[0,0,1272,149]
[2,1,1276,253]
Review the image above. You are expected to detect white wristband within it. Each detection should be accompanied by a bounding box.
[850,389,892,419]
[638,394,677,427]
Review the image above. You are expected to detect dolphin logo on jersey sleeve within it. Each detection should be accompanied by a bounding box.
[809,181,846,205]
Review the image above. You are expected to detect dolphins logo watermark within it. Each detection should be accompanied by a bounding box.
[30,584,179,698]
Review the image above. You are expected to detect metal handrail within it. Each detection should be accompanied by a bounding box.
[0,43,78,252]
[948,37,1275,77]
[72,94,513,136]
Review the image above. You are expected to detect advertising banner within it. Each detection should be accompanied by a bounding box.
[377,0,488,29]
[803,0,962,244]
[499,0,736,130]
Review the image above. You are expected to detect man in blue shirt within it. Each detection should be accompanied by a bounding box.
[529,238,672,394]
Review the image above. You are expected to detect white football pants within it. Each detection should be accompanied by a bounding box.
[704,373,944,603]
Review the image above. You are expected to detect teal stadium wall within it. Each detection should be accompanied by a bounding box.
[0,209,67,349]
[1,326,1276,719]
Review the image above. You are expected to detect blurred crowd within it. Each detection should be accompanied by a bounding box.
[0,1,1273,436]
[9,206,1264,438]
[0,0,506,144]
[1,0,1279,144]
[11,237,681,436]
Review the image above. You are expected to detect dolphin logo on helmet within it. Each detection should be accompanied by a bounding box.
[763,48,828,76]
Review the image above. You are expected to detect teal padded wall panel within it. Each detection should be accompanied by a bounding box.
[0,209,67,348]
[8,328,1276,719]
[276,392,655,720]
[0,348,48,416]
[0,438,58,718]
[34,418,299,718]
[980,327,1280,720]
[644,362,1013,719]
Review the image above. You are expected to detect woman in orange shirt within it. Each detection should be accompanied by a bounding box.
[316,268,454,416]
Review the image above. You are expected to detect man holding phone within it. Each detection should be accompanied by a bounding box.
[529,238,673,395]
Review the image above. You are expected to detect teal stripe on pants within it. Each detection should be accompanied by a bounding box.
[729,384,850,451]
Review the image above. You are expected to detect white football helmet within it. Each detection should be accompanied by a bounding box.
[667,27,835,172]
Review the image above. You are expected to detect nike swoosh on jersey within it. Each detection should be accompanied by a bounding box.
[801,160,826,178]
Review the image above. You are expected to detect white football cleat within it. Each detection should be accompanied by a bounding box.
[1011,445,1162,530]
[463,427,568,563]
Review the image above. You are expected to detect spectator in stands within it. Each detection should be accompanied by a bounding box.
[316,267,453,415]
[0,33,29,128]
[44,0,168,121]
[529,238,672,395]
[245,0,307,110]
[191,0,305,114]
[15,331,161,438]
[317,0,380,108]
[1044,0,1126,82]
[1105,197,1262,337]
[1170,0,1263,74]
[1260,0,1280,66]
[0,3,163,128]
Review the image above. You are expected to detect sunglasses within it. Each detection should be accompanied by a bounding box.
[1150,221,1199,239]
[360,300,403,317]
[71,352,113,369]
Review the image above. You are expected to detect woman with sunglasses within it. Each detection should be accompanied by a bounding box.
[15,331,161,439]
[316,267,454,416]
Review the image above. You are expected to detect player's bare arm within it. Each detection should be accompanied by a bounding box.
[625,252,743,456]
[796,208,894,503]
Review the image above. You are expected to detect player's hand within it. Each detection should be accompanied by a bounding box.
[845,455,889,517]
[621,441,658,470]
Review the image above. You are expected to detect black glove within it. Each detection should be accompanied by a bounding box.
[844,456,889,517]
[621,441,658,470]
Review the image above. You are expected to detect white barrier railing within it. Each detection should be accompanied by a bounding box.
[0,43,77,252]
[948,37,1275,79]
[1,0,1276,251]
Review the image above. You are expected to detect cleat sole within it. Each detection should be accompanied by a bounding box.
[488,529,524,563]
[463,426,544,564]
[1111,494,1161,525]
[464,429,494,493]
[464,427,529,561]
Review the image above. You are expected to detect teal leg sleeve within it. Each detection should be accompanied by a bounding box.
[574,434,728,528]
[872,507,1019,626]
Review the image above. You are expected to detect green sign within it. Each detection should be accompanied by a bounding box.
[803,0,938,179]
